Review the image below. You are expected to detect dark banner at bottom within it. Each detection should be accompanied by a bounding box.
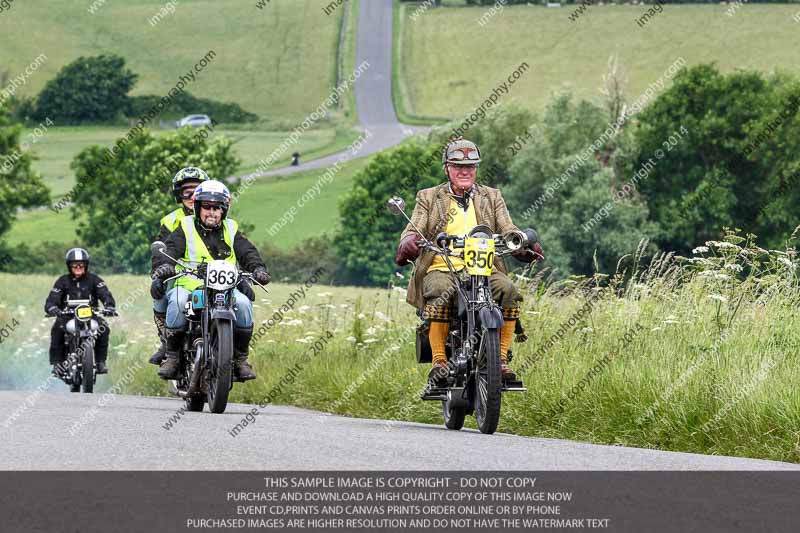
[1,471,799,532]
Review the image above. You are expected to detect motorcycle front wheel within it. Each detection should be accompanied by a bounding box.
[475,327,502,434]
[81,340,94,394]
[207,320,233,414]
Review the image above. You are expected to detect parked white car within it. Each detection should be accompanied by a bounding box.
[177,114,212,128]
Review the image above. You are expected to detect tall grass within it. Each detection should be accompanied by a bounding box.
[2,230,798,461]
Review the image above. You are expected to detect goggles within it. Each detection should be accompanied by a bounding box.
[446,148,480,162]
[180,188,196,200]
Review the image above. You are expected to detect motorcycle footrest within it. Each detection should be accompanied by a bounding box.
[421,393,447,401]
[502,380,527,392]
[420,386,447,401]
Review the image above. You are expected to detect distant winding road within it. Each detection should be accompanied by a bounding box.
[241,0,426,181]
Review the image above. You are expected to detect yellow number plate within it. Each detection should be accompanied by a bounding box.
[464,237,495,276]
[76,307,93,319]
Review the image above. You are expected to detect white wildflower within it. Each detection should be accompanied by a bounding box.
[580,327,593,333]
[692,246,709,254]
[724,263,743,272]
[346,336,356,342]
[778,257,796,270]
[363,338,378,344]
[716,242,740,250]
[707,294,728,303]
[713,273,730,281]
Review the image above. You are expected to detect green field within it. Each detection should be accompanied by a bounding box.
[398,4,800,118]
[2,235,799,462]
[19,125,361,198]
[6,151,372,249]
[1,0,345,122]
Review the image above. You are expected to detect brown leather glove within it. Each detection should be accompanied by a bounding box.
[512,242,545,263]
[395,234,421,266]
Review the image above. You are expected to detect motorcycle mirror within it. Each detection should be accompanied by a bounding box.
[386,196,406,215]
[151,241,167,255]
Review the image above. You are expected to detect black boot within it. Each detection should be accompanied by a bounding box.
[149,311,167,365]
[158,328,184,380]
[96,360,108,374]
[233,326,256,381]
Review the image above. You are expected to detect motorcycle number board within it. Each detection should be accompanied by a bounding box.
[206,260,238,290]
[464,237,495,276]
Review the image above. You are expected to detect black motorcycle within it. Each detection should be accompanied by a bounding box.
[151,241,267,414]
[47,299,116,393]
[388,196,531,434]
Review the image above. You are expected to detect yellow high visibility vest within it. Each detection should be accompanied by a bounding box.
[175,216,238,291]
[159,208,185,233]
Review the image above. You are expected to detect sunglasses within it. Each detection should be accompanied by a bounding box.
[200,203,224,212]
[447,148,480,161]
[69,263,87,269]
[180,189,196,200]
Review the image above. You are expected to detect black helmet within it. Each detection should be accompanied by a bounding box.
[65,247,90,270]
[172,167,209,203]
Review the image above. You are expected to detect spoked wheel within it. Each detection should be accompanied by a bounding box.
[207,320,233,414]
[81,340,94,394]
[475,327,502,434]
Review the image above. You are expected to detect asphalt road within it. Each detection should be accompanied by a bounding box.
[1,391,797,471]
[239,0,426,182]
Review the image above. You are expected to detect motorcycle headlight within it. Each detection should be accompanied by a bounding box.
[65,319,77,335]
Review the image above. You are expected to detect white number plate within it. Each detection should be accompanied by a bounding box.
[205,260,238,290]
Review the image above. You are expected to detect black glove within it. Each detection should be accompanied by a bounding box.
[104,306,118,316]
[153,263,176,280]
[150,278,166,300]
[237,279,256,302]
[47,306,60,317]
[253,267,270,285]
[196,263,208,281]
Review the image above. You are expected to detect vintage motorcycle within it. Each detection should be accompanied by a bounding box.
[388,196,533,434]
[47,299,117,393]
[151,241,268,414]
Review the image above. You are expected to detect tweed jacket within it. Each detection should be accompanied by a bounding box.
[399,182,520,309]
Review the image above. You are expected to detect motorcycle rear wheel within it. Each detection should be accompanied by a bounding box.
[475,327,502,434]
[207,320,233,414]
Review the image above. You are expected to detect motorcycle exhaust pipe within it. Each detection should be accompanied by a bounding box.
[187,339,204,395]
[504,230,528,252]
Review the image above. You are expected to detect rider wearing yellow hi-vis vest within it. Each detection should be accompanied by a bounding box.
[149,167,209,366]
[174,216,238,291]
[152,180,270,381]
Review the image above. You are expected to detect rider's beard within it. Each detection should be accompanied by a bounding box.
[201,213,221,228]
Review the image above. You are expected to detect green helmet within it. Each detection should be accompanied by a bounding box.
[172,167,209,203]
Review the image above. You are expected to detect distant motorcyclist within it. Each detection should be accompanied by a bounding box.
[152,180,270,381]
[149,166,209,366]
[395,138,544,385]
[45,248,117,375]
